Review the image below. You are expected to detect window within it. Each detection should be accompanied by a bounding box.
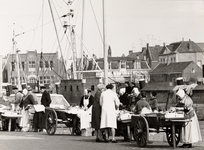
[29,77,36,83]
[134,61,141,69]
[120,61,126,69]
[50,61,54,69]
[76,85,79,91]
[28,61,35,72]
[70,85,72,91]
[21,62,25,71]
[40,76,43,84]
[11,62,15,71]
[45,61,49,68]
[111,61,119,69]
[40,61,44,68]
[64,86,67,91]
[191,68,195,73]
[127,61,134,69]
[11,77,15,84]
[44,76,50,84]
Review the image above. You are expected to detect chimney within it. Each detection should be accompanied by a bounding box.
[163,42,166,47]
[108,45,112,57]
[188,39,192,51]
[147,43,149,50]
[129,50,133,54]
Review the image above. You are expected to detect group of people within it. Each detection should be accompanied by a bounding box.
[118,81,158,114]
[9,81,202,147]
[12,86,51,132]
[86,81,202,147]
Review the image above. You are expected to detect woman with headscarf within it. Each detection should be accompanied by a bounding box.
[91,84,106,142]
[176,89,202,148]
[19,89,37,132]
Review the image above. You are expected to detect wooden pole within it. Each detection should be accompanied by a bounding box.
[103,0,108,85]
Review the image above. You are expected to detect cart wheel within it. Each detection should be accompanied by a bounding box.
[133,116,149,147]
[166,126,181,147]
[45,109,57,135]
[74,119,81,135]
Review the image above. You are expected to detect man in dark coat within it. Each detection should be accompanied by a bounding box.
[33,86,51,132]
[40,86,51,107]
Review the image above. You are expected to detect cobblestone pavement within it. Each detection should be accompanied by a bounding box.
[0,121,203,150]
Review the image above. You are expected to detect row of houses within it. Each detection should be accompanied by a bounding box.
[76,39,204,85]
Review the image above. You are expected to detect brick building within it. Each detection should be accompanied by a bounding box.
[4,50,66,91]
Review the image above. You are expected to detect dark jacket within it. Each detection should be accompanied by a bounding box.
[41,90,51,107]
[19,94,36,109]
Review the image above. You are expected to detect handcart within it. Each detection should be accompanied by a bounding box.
[44,107,81,135]
[131,113,190,149]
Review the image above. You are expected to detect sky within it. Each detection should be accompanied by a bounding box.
[0,0,203,63]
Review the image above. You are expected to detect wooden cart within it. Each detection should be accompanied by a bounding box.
[44,107,81,135]
[131,113,189,148]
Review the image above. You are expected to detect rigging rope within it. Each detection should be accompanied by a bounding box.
[48,0,67,78]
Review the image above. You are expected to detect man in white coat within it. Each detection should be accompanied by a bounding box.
[100,84,121,143]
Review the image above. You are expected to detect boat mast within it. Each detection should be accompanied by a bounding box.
[80,0,85,80]
[62,0,77,79]
[103,0,108,85]
[13,28,22,90]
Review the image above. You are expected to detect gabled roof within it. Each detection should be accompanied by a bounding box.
[151,61,193,74]
[147,45,163,61]
[196,43,204,51]
[159,40,203,56]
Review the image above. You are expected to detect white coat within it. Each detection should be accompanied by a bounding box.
[100,89,120,129]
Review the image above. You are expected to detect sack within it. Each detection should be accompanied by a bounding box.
[184,110,195,119]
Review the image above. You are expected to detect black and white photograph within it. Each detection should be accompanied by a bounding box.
[0,0,203,150]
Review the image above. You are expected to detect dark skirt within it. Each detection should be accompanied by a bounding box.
[91,104,101,130]
[33,112,45,130]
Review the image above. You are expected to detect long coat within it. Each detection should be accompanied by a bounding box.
[100,89,120,129]
[91,89,102,130]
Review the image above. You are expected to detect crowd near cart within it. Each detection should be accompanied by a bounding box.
[116,84,197,149]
